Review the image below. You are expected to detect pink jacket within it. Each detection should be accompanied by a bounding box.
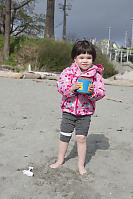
[57,63,105,115]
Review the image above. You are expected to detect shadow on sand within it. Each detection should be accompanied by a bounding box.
[64,134,110,165]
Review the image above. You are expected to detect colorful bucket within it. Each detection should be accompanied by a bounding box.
[77,78,92,94]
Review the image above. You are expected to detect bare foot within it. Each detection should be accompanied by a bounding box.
[50,161,63,168]
[78,166,87,175]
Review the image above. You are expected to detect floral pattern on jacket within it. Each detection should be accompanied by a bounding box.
[57,63,106,115]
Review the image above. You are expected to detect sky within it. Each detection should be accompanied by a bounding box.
[35,0,133,46]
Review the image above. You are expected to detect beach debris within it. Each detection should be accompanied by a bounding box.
[1,125,5,128]
[14,127,23,130]
[117,127,124,132]
[24,155,28,157]
[40,130,46,134]
[93,114,99,117]
[23,166,34,177]
[105,97,123,103]
[32,79,43,83]
[22,116,28,119]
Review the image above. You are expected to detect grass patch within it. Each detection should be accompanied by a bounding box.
[38,39,72,72]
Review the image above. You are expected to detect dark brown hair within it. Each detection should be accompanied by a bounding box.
[71,40,96,61]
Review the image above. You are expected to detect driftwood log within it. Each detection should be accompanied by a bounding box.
[23,72,58,80]
[104,79,133,87]
[33,71,59,80]
[23,72,41,79]
[0,71,23,79]
[0,70,59,80]
[0,65,14,71]
[105,97,123,103]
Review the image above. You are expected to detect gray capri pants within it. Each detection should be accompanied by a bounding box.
[60,112,91,143]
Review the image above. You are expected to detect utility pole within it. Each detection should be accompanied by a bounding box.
[58,1,72,41]
[107,26,111,55]
[124,31,128,48]
[108,27,111,41]
[131,18,133,48]
[108,26,111,46]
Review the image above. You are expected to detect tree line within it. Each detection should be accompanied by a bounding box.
[0,0,70,61]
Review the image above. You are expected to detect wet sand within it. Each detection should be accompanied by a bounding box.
[0,77,133,199]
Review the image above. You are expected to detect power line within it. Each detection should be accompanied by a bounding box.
[131,18,133,48]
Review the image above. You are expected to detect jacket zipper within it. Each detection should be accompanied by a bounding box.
[75,94,78,115]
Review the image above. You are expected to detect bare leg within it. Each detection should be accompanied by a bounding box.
[76,135,87,175]
[50,141,69,168]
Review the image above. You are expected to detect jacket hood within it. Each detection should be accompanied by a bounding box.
[76,64,104,78]
[95,64,104,74]
[86,64,104,75]
[70,63,104,78]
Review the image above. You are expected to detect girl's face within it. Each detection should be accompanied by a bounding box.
[74,53,93,71]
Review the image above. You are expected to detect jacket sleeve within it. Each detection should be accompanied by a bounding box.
[57,68,76,97]
[88,73,105,101]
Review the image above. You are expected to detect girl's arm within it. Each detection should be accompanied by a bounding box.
[57,68,77,97]
[88,73,105,101]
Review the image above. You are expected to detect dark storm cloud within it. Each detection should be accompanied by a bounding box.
[66,0,133,45]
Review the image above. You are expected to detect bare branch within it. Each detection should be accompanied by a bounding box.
[13,0,34,10]
[14,27,27,36]
[11,24,27,33]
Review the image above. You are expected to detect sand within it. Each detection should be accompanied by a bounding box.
[0,77,133,199]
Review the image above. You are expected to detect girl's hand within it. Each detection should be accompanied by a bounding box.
[71,82,81,92]
[88,84,94,95]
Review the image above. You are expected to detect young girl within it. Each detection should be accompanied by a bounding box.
[50,40,106,175]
